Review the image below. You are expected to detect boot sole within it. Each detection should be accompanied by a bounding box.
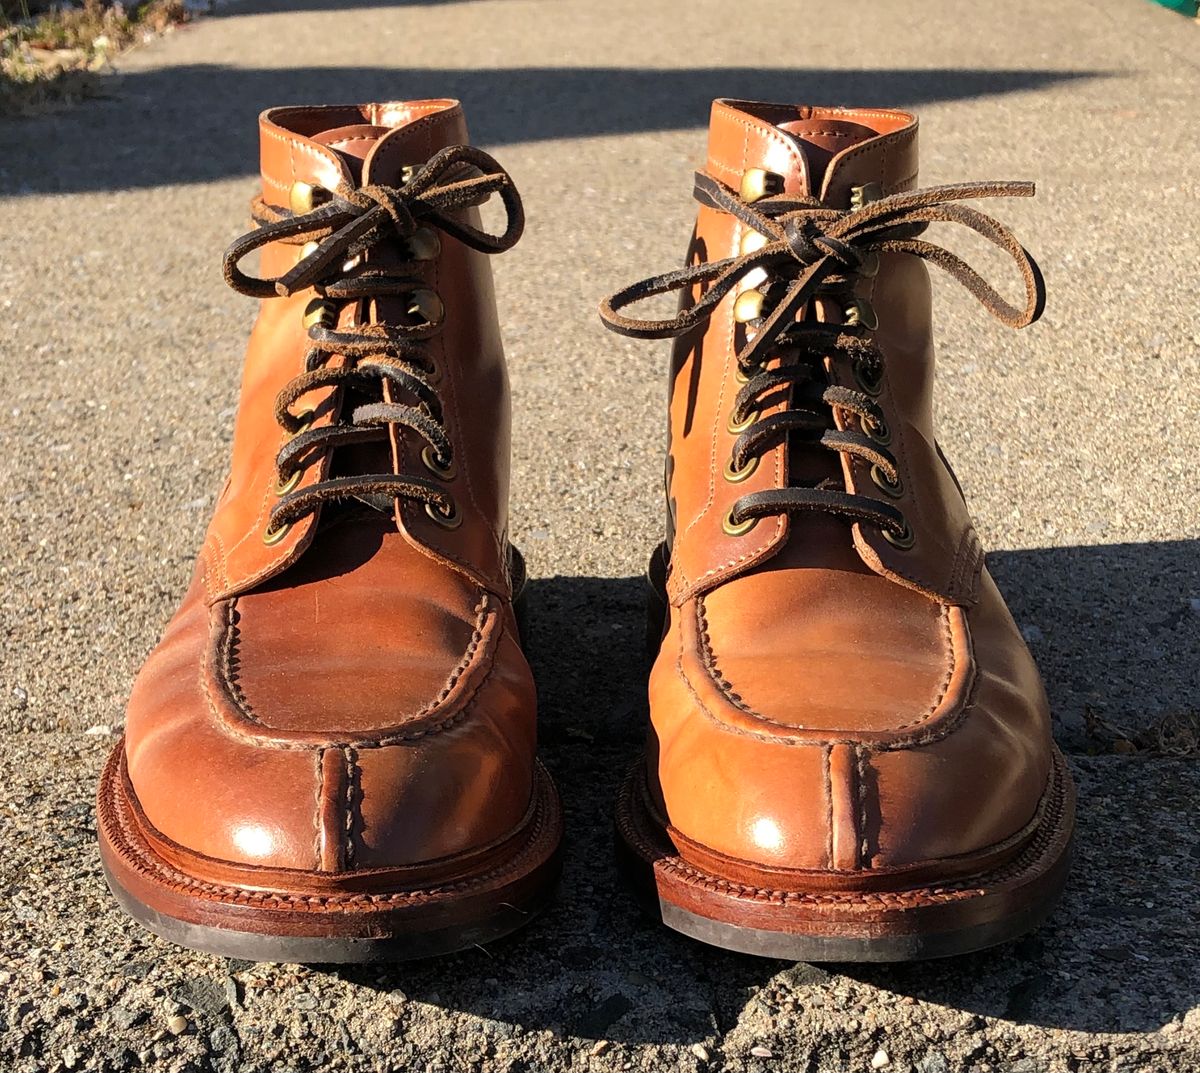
[97,743,563,963]
[615,747,1075,962]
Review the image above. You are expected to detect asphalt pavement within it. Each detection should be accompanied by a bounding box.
[1,0,1198,1069]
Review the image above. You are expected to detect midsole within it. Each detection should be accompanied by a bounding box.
[98,742,563,932]
[618,747,1074,921]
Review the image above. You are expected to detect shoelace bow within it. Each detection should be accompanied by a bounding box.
[222,144,524,537]
[599,172,1046,542]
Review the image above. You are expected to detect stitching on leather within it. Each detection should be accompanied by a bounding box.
[856,746,870,867]
[200,616,508,752]
[706,157,742,182]
[343,746,357,868]
[673,117,793,599]
[822,744,833,869]
[260,173,291,194]
[677,214,730,557]
[368,104,464,182]
[313,748,325,867]
[209,526,231,590]
[199,542,219,600]
[833,126,916,177]
[947,526,984,604]
[687,598,964,745]
[221,469,277,560]
[709,106,808,180]
[213,594,497,746]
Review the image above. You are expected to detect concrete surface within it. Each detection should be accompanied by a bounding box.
[1,0,1198,1069]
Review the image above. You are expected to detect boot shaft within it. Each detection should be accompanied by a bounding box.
[204,102,516,601]
[663,100,987,606]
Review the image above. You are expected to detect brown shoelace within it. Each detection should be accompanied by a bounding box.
[222,145,524,536]
[599,172,1045,543]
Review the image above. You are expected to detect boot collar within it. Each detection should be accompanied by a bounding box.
[705,100,919,206]
[257,101,471,209]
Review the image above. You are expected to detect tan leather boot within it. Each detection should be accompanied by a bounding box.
[97,102,562,962]
[601,100,1074,960]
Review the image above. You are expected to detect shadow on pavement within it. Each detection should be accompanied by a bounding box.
[990,539,1200,745]
[333,539,1199,1041]
[0,66,1108,195]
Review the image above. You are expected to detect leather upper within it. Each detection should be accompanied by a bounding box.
[122,103,536,881]
[648,100,1054,882]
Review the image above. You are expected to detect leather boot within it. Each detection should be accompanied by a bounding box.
[97,101,562,962]
[601,100,1074,960]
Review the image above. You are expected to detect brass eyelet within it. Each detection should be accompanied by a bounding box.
[859,251,881,278]
[303,298,337,331]
[845,298,879,331]
[274,469,302,496]
[425,498,462,530]
[289,181,327,215]
[850,182,883,210]
[727,408,758,435]
[405,227,441,262]
[863,413,891,445]
[870,463,904,499]
[734,363,752,385]
[723,454,759,483]
[853,357,884,397]
[421,444,457,481]
[286,407,315,439]
[739,229,769,256]
[406,288,445,327]
[262,519,291,546]
[733,289,765,324]
[722,509,758,537]
[882,519,915,549]
[740,168,783,204]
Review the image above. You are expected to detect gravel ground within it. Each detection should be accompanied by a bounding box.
[1,0,1198,1069]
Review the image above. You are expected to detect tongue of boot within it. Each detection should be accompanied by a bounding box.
[310,124,391,181]
[307,123,403,521]
[766,117,885,569]
[766,118,881,491]
[775,117,882,194]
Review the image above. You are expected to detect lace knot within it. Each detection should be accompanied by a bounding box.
[782,215,860,270]
[348,184,418,239]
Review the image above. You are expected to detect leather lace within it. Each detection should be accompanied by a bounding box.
[599,172,1045,541]
[222,145,524,534]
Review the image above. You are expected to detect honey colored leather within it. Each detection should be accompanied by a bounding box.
[649,100,1053,878]
[122,102,536,879]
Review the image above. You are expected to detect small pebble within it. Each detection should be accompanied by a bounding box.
[871,1049,891,1069]
[166,1014,188,1035]
[750,1046,774,1058]
[691,1043,711,1061]
[83,724,112,736]
[591,1040,612,1056]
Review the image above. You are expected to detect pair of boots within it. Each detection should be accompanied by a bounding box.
[97,98,1074,964]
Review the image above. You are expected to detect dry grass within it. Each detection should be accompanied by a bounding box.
[0,0,193,116]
